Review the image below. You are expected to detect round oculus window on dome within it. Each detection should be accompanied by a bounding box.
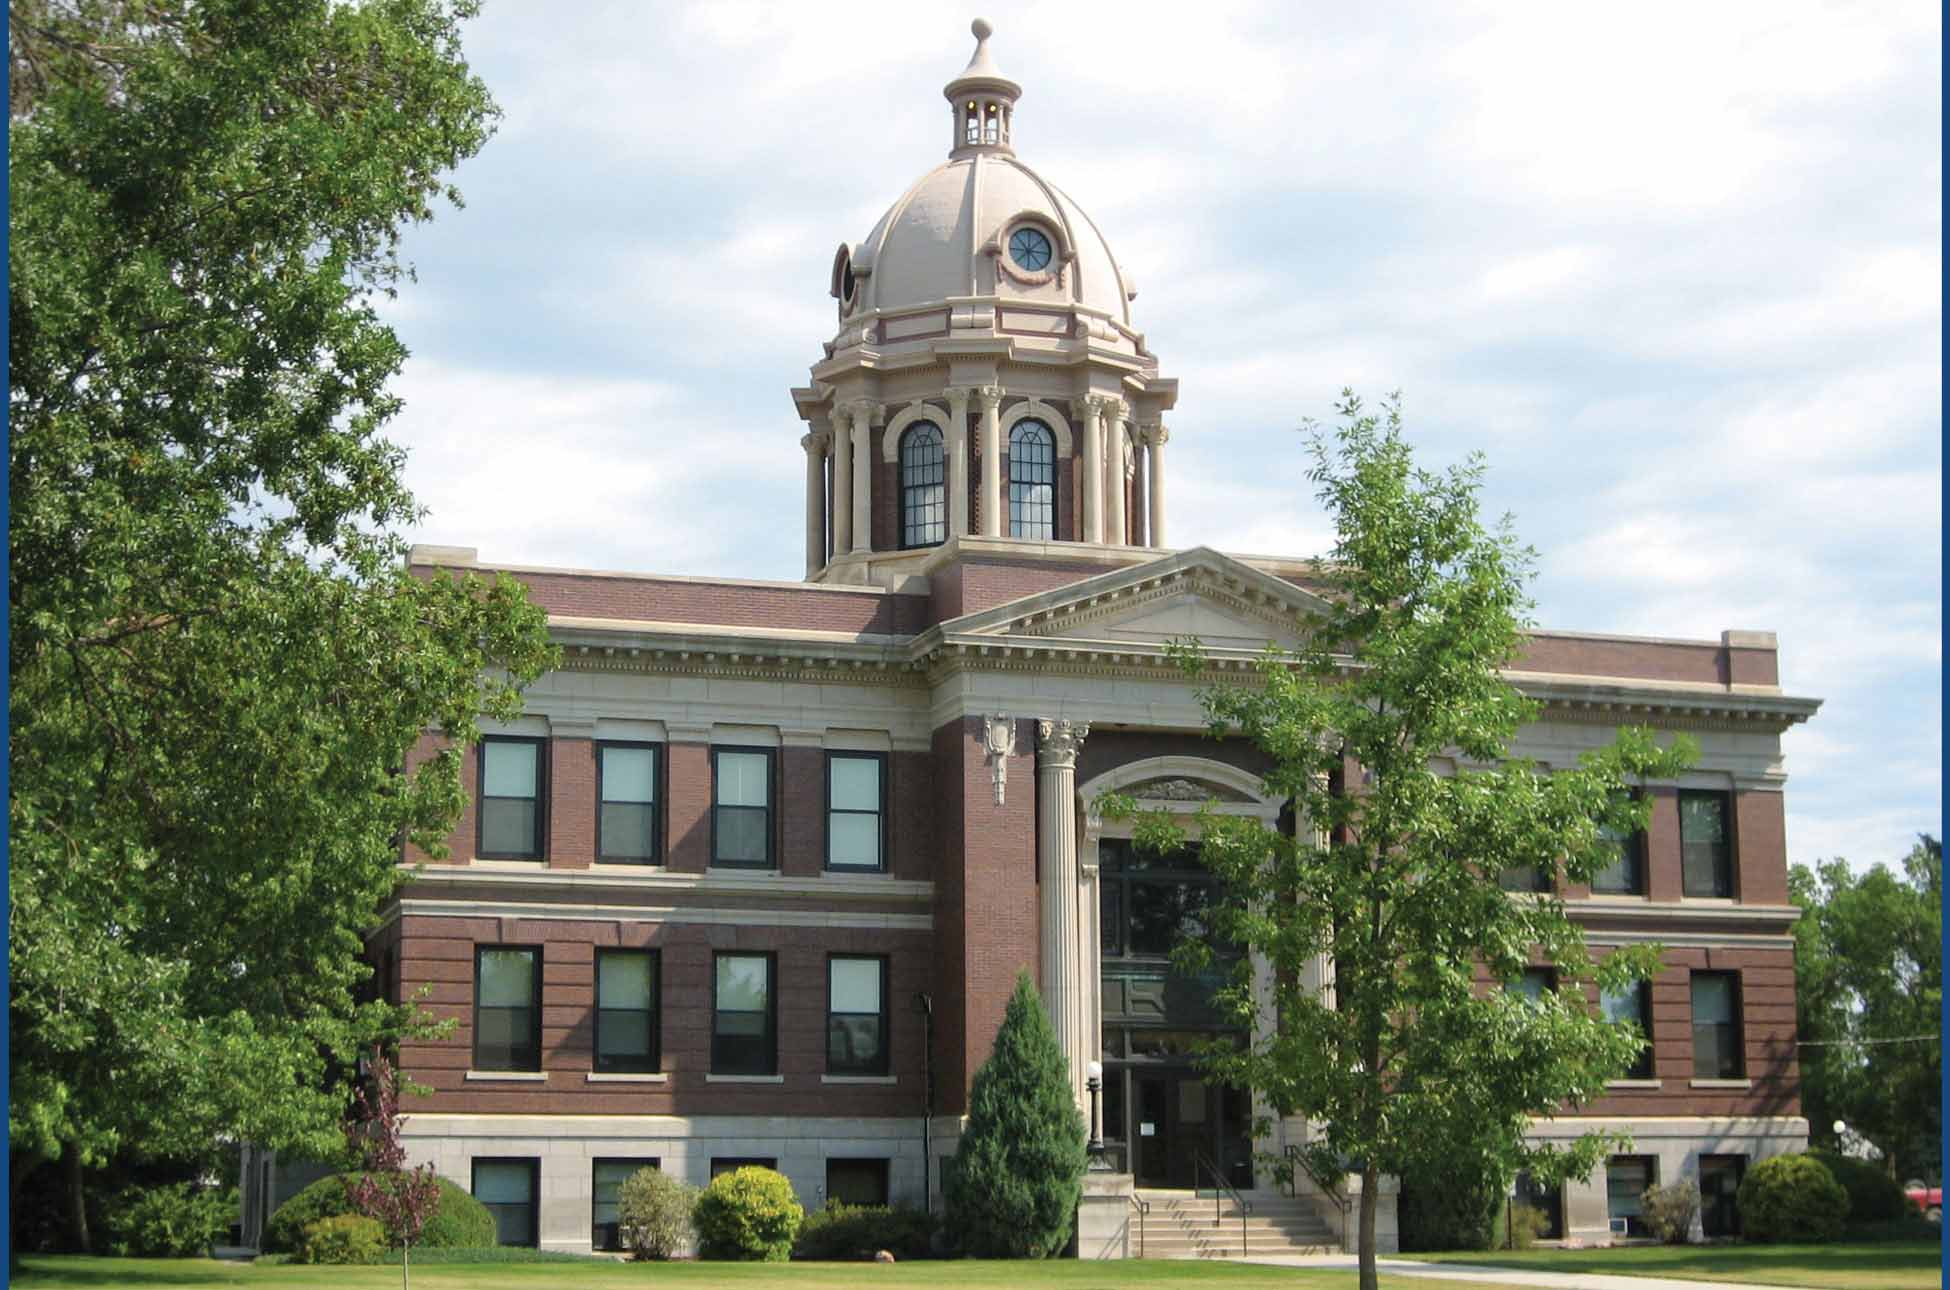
[1008,226,1053,273]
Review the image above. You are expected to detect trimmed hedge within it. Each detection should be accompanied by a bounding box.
[1737,1153,1847,1244]
[264,1172,496,1254]
[693,1166,803,1262]
[792,1202,936,1261]
[1808,1149,1908,1222]
[294,1215,385,1265]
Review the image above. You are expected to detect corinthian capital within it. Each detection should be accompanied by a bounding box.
[1139,421,1169,448]
[1036,718,1090,768]
[801,430,830,455]
[838,398,883,427]
[1078,393,1119,421]
[973,384,1004,412]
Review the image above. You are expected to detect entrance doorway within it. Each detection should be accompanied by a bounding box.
[1125,1068,1252,1189]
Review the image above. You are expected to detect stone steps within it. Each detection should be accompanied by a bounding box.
[1131,1189,1341,1260]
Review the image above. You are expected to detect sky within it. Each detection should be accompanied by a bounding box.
[379,0,1942,875]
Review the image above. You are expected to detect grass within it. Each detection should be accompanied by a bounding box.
[1400,1238,1944,1290]
[12,1255,1528,1290]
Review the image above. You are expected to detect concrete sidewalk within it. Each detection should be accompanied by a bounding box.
[1230,1252,1816,1290]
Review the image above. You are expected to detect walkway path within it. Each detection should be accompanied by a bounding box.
[1232,1252,1814,1290]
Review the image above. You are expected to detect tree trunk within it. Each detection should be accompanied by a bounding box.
[401,1241,410,1290]
[61,1142,90,1254]
[1358,1160,1379,1290]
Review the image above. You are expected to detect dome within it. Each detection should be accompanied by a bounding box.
[845,155,1135,326]
[829,19,1136,331]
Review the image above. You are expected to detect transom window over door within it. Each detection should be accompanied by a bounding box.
[899,423,945,549]
[713,748,774,868]
[478,736,545,859]
[827,752,885,872]
[597,743,659,863]
[1008,419,1055,540]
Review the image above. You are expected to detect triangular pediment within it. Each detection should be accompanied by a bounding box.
[939,547,1333,655]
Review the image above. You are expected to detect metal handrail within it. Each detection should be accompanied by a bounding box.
[1285,1143,1352,1246]
[1192,1149,1252,1258]
[1125,1191,1150,1259]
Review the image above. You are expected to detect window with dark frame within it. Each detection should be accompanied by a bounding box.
[826,752,886,872]
[712,747,775,868]
[1606,1156,1657,1237]
[472,1158,539,1247]
[712,952,776,1076]
[1680,790,1734,897]
[827,955,889,1076]
[594,949,658,1074]
[597,743,660,863]
[825,1158,890,1207]
[1008,419,1055,540]
[1498,863,1551,893]
[591,1158,658,1251]
[1509,966,1556,1007]
[473,946,541,1071]
[479,736,546,859]
[1593,797,1647,895]
[1691,970,1743,1078]
[899,423,946,549]
[1600,980,1655,1079]
[1699,1154,1746,1236]
[1512,1169,1564,1240]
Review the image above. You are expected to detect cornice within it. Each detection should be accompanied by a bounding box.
[396,863,934,906]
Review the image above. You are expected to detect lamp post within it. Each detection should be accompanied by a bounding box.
[1085,1060,1111,1172]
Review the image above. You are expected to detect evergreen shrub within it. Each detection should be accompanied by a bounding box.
[263,1173,495,1253]
[693,1166,804,1261]
[943,973,1087,1258]
[792,1202,936,1260]
[1737,1153,1847,1243]
[617,1165,696,1260]
[1396,1160,1503,1251]
[293,1214,386,1264]
[1808,1149,1908,1222]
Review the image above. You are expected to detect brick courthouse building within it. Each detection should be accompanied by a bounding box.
[242,21,1820,1258]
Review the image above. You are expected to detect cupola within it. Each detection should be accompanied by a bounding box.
[945,18,1020,156]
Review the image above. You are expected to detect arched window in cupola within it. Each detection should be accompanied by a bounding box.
[1008,419,1055,540]
[899,423,946,549]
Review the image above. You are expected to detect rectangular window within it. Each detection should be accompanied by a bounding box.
[472,1158,538,1247]
[713,952,777,1075]
[1592,794,1646,894]
[1606,1156,1656,1237]
[713,748,775,868]
[479,737,546,859]
[1699,1154,1746,1236]
[1680,790,1733,897]
[1691,971,1743,1078]
[826,752,886,872]
[828,955,889,1076]
[1498,863,1551,893]
[594,949,658,1073]
[1509,966,1556,1007]
[591,1158,657,1251]
[598,743,660,863]
[473,946,541,1071]
[1601,981,1655,1079]
[711,1156,776,1177]
[826,1158,890,1207]
[1512,1170,1563,1241]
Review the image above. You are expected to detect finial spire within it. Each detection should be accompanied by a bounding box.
[944,18,1022,157]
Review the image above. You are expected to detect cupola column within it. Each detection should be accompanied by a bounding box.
[1036,718,1091,1108]
[1079,395,1112,544]
[830,409,853,555]
[843,399,880,554]
[802,429,829,576]
[1142,422,1169,548]
[1105,404,1128,546]
[945,386,971,539]
[976,385,1003,537]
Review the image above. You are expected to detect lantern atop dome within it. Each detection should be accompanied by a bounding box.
[944,19,1021,157]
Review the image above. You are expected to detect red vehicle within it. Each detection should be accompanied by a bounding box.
[1904,1184,1941,1223]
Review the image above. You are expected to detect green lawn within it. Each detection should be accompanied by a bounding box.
[1400,1240,1943,1290]
[13,1256,1519,1290]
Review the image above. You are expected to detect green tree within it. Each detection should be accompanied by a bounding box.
[8,0,555,1251]
[945,973,1088,1258]
[1114,393,1693,1289]
[1792,836,1942,1182]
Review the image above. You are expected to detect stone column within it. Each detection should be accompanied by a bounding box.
[1106,407,1128,546]
[1036,718,1090,1109]
[976,385,1003,538]
[1142,422,1169,548]
[831,410,853,556]
[945,386,971,540]
[802,430,828,577]
[1079,396,1105,544]
[846,400,878,554]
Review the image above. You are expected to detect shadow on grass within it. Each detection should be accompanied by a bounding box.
[14,1257,255,1287]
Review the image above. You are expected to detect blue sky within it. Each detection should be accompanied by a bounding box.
[380,1,1941,874]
